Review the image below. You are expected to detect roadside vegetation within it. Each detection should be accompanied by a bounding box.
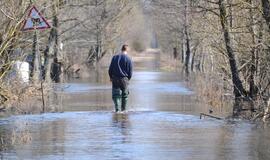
[146,0,270,121]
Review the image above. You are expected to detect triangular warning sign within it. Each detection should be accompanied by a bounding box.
[22,6,51,31]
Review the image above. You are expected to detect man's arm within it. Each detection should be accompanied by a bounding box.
[128,58,133,80]
[108,57,114,80]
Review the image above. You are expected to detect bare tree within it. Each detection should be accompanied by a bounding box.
[145,0,270,119]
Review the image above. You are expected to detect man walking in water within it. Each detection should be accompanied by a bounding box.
[109,45,133,112]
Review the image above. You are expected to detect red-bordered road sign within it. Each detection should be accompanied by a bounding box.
[22,6,51,31]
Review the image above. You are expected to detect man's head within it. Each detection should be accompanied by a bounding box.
[121,44,129,53]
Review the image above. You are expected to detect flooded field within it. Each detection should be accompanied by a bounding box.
[0,52,270,160]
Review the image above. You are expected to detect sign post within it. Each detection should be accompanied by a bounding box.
[22,5,51,83]
[32,27,40,83]
[22,6,51,31]
[22,5,51,112]
[22,6,51,83]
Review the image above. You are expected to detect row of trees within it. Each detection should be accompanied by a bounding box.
[146,0,270,118]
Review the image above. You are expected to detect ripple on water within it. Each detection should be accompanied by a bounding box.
[1,112,269,160]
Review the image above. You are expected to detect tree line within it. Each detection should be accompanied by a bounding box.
[0,0,269,120]
[146,0,270,119]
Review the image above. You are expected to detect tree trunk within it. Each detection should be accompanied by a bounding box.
[44,28,55,83]
[248,0,257,100]
[185,33,191,75]
[51,36,61,83]
[201,53,205,72]
[51,2,61,82]
[184,0,191,75]
[95,23,102,63]
[44,0,60,83]
[256,20,263,76]
[261,0,270,30]
[181,39,185,64]
[196,46,204,72]
[0,33,2,46]
[191,48,196,72]
[228,0,233,28]
[218,0,246,100]
[191,42,199,72]
[87,46,96,65]
[263,97,270,121]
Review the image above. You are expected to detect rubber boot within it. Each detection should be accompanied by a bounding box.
[112,88,122,112]
[121,90,129,111]
[113,97,121,112]
[121,97,128,111]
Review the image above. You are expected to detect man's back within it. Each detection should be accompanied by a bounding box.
[109,45,132,112]
[109,53,133,80]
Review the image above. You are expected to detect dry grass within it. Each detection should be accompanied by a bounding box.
[186,73,234,116]
[158,50,229,108]
[11,127,32,145]
[158,52,233,114]
[159,53,183,72]
[0,79,60,114]
[263,99,270,121]
[192,74,229,107]
[0,122,32,151]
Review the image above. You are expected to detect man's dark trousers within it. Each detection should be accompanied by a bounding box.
[112,77,129,112]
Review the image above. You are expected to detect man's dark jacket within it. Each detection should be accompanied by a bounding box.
[109,53,133,80]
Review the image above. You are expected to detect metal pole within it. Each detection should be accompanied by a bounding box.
[32,28,40,83]
[32,22,45,113]
[41,80,45,113]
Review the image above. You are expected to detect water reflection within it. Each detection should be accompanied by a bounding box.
[112,113,130,132]
[0,112,269,160]
[0,125,12,152]
[111,113,132,160]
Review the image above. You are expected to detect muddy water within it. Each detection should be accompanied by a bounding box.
[1,52,270,159]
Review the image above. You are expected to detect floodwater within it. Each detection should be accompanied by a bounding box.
[1,52,270,160]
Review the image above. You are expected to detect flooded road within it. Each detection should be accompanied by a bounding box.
[1,112,270,160]
[58,71,197,113]
[1,52,270,159]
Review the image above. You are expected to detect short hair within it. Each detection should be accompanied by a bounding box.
[121,44,128,51]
